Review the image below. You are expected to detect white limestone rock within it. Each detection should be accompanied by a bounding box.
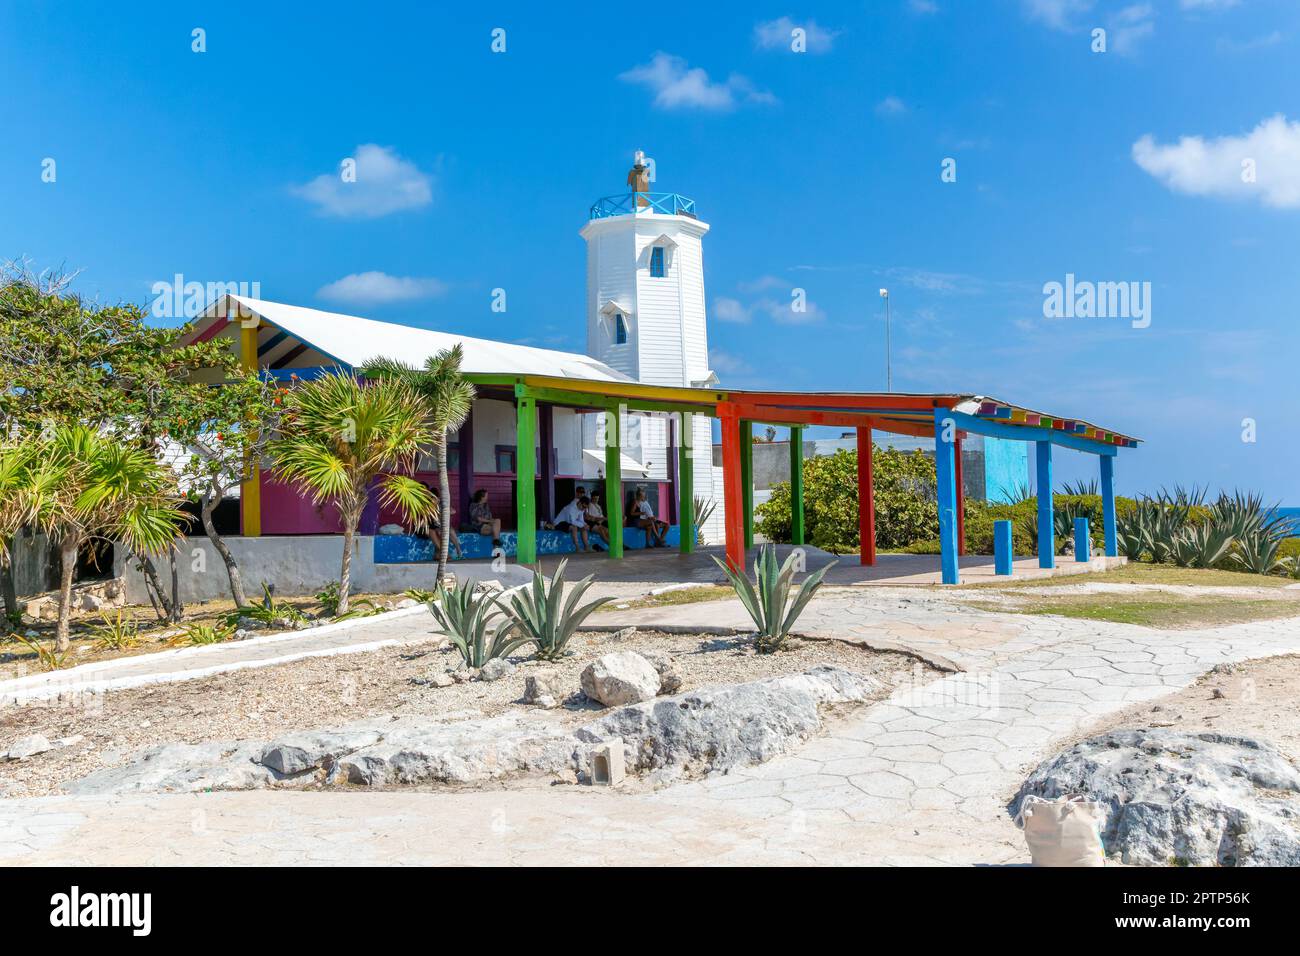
[478,658,516,682]
[5,734,53,761]
[580,651,661,707]
[1011,729,1300,867]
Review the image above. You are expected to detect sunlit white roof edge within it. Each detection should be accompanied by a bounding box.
[214,295,635,383]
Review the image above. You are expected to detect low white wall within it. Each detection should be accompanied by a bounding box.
[113,536,526,605]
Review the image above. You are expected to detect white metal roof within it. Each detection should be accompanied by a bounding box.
[206,295,635,383]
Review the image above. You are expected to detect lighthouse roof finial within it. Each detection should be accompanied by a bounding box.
[627,151,650,193]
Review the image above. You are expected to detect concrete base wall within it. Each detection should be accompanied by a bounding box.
[112,536,527,606]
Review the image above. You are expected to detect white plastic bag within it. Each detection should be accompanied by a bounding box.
[1015,795,1106,867]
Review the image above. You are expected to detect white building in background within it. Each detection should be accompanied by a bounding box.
[580,151,726,542]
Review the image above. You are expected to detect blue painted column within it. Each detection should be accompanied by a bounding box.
[933,409,960,585]
[1074,517,1091,562]
[1100,454,1118,558]
[1036,440,1054,569]
[994,520,1014,575]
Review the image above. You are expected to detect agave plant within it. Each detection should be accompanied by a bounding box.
[1058,478,1100,497]
[1232,529,1284,576]
[1170,521,1234,569]
[692,495,718,545]
[497,560,612,661]
[713,544,834,654]
[427,580,529,668]
[169,621,235,646]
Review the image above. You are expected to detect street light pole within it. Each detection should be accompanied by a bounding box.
[879,288,892,392]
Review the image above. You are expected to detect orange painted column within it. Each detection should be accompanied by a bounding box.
[857,426,876,566]
[954,434,966,556]
[718,404,746,573]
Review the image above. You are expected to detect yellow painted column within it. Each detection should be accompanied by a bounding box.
[239,315,262,537]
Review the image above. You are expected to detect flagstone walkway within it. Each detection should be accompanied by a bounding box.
[3,590,1299,865]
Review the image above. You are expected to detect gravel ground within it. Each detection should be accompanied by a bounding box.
[0,627,919,798]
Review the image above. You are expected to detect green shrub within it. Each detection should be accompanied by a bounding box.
[756,446,941,554]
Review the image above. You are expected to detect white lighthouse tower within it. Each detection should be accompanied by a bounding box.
[580,152,722,538]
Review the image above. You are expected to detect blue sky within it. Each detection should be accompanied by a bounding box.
[2,0,1298,499]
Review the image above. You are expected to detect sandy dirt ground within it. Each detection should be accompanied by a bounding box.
[0,627,918,798]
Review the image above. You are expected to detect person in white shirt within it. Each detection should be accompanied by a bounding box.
[631,488,668,547]
[554,497,592,552]
[582,496,610,547]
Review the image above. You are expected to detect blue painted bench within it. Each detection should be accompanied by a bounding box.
[373,525,681,564]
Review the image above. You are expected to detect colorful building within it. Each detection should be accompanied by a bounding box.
[178,155,1140,585]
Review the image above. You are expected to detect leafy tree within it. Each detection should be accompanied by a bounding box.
[0,263,237,618]
[10,426,186,650]
[169,372,284,606]
[361,346,475,585]
[268,371,437,614]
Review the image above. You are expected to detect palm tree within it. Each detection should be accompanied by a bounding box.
[361,346,475,585]
[268,370,437,614]
[3,427,186,651]
[0,440,39,630]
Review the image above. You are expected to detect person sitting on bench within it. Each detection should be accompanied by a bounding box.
[554,496,592,552]
[581,496,610,547]
[468,489,502,548]
[630,488,668,547]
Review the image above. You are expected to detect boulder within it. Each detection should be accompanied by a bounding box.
[5,734,53,760]
[580,652,661,707]
[259,729,382,776]
[478,658,516,682]
[641,652,684,695]
[578,665,881,775]
[1010,729,1300,867]
[524,671,568,705]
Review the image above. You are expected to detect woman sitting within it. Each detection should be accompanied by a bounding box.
[467,488,502,548]
[629,488,668,548]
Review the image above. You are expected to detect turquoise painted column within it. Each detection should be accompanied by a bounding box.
[933,409,960,585]
[1100,454,1118,558]
[1074,516,1090,562]
[1036,440,1054,569]
[994,520,1014,575]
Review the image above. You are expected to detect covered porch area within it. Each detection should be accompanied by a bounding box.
[468,375,1139,585]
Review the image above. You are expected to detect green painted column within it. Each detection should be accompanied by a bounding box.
[515,394,537,565]
[678,412,695,554]
[605,406,623,558]
[741,419,754,549]
[789,426,805,546]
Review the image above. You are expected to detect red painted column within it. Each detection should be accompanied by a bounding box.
[857,426,876,566]
[954,434,966,556]
[719,404,746,573]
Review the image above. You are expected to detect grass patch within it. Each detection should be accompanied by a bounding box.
[965,563,1294,591]
[599,585,734,612]
[968,594,1300,629]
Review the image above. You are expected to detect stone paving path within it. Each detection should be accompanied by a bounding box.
[3,589,1299,865]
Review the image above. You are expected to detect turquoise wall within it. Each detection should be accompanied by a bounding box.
[983,437,1030,503]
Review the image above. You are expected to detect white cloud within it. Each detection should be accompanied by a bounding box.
[317,271,448,306]
[1181,0,1240,9]
[755,297,825,325]
[619,53,775,111]
[1021,0,1093,30]
[712,297,752,323]
[876,96,907,117]
[753,17,839,53]
[293,144,433,219]
[1108,3,1156,55]
[710,350,753,376]
[909,0,939,13]
[1133,114,1300,209]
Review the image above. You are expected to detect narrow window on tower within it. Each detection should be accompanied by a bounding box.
[650,246,665,278]
[614,313,628,344]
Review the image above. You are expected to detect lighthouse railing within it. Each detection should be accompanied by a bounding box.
[589,193,697,219]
